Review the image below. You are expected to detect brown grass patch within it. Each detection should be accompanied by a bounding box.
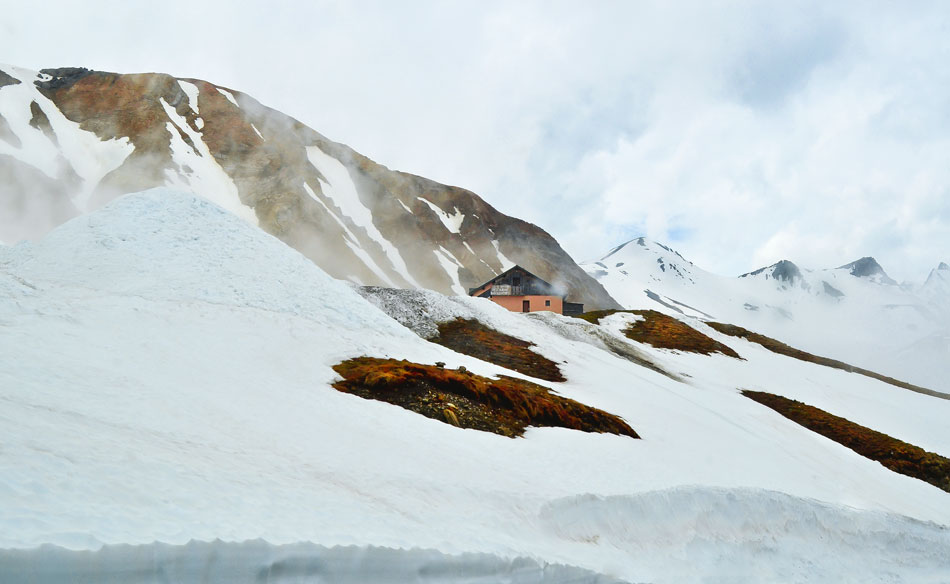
[710,322,950,400]
[332,357,638,439]
[432,318,565,382]
[742,390,950,493]
[576,310,740,358]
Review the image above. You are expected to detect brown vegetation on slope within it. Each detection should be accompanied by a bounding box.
[576,310,741,358]
[432,318,565,382]
[742,390,950,493]
[332,357,638,439]
[709,322,950,400]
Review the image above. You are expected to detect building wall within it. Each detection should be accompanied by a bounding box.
[491,295,563,314]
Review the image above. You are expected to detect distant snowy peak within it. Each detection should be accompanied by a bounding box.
[740,259,854,298]
[579,236,729,319]
[0,64,617,309]
[938,262,950,271]
[601,237,692,265]
[837,257,897,285]
[590,237,700,284]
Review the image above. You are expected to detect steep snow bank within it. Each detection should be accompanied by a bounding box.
[2,187,401,331]
[0,541,626,584]
[541,487,950,583]
[6,490,948,584]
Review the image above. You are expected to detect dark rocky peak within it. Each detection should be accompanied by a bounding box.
[924,262,950,288]
[35,67,100,92]
[741,259,802,283]
[838,257,897,285]
[822,281,845,298]
[0,67,21,88]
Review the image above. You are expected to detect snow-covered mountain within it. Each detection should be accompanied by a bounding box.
[0,64,617,309]
[582,238,950,392]
[922,261,950,299]
[3,61,949,581]
[2,190,950,582]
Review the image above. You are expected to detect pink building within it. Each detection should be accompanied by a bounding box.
[469,266,583,316]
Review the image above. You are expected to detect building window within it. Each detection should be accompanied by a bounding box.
[545,299,551,306]
[513,277,521,286]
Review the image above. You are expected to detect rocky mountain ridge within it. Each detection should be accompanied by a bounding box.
[0,64,618,309]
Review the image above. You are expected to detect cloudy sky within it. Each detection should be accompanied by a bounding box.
[4,1,948,281]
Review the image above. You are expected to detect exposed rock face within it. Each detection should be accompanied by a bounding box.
[838,257,897,285]
[821,281,845,298]
[741,259,804,286]
[0,65,618,309]
[0,69,19,88]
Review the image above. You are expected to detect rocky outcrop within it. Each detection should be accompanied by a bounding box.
[838,257,897,285]
[0,69,19,88]
[0,65,619,309]
[742,259,804,285]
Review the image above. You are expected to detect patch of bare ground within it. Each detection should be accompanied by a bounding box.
[742,390,950,493]
[576,310,741,359]
[331,357,638,439]
[432,318,565,382]
[709,322,950,400]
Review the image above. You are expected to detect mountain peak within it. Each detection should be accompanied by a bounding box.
[838,257,896,285]
[741,259,802,283]
[600,237,690,265]
[939,262,949,271]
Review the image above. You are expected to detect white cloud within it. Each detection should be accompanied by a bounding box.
[2,0,948,281]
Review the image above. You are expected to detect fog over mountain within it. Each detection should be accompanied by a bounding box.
[3,1,947,282]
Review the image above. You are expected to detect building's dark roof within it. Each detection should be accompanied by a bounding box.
[468,265,556,296]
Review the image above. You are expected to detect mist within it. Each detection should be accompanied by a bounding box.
[3,3,949,283]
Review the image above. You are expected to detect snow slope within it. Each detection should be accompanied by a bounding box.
[2,190,950,582]
[582,237,950,392]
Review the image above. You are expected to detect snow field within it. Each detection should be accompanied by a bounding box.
[2,190,949,582]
